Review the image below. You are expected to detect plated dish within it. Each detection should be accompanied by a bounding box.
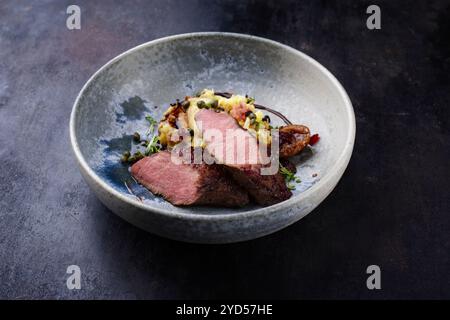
[122,89,319,207]
[70,32,355,243]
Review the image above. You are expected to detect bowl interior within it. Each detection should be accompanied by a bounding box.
[72,33,353,215]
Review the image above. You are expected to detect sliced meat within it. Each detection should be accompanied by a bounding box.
[131,151,249,207]
[195,109,292,205]
[195,109,260,165]
[226,165,292,206]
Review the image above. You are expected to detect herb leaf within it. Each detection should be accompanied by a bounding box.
[287,183,296,191]
[145,135,161,156]
[246,96,255,104]
[279,164,301,190]
[145,115,158,135]
[144,115,161,155]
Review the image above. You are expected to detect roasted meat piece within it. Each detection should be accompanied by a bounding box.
[131,151,249,207]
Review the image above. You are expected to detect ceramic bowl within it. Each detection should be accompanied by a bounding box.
[70,32,355,243]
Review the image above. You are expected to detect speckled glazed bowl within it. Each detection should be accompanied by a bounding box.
[70,32,355,243]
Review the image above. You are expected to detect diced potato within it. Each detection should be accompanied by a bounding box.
[159,89,273,148]
[247,104,256,112]
[255,110,263,122]
[258,128,271,145]
[158,122,174,145]
[201,89,215,98]
[243,117,251,129]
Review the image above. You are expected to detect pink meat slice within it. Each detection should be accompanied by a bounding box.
[131,151,249,207]
[195,109,260,165]
[195,109,292,205]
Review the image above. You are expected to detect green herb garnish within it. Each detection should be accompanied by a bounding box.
[145,115,158,134]
[287,183,296,191]
[145,135,161,155]
[127,151,145,164]
[280,165,301,190]
[144,115,161,155]
[121,114,162,165]
[121,151,131,163]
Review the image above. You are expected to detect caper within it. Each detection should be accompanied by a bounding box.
[127,151,143,164]
[244,111,255,125]
[197,100,207,109]
[245,111,255,118]
[210,99,218,109]
[121,151,131,163]
[133,150,144,160]
[262,115,271,123]
[188,128,194,137]
[181,100,190,110]
[133,132,140,142]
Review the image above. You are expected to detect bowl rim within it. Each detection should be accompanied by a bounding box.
[70,32,356,221]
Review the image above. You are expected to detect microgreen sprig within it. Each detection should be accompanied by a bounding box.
[279,165,301,190]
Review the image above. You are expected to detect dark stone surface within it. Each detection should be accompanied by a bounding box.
[0,0,449,299]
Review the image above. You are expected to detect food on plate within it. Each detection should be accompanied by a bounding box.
[279,125,311,158]
[194,108,291,205]
[131,151,249,207]
[122,89,319,207]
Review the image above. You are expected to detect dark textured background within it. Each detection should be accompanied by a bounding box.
[0,0,449,299]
